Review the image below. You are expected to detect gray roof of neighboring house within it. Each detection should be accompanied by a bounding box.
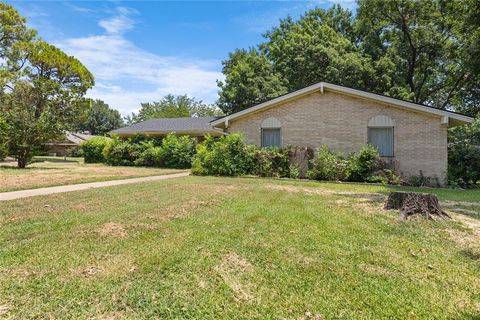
[109,117,225,135]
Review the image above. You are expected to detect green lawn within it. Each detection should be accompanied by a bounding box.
[0,176,479,319]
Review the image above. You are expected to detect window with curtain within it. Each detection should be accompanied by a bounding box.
[368,127,394,157]
[261,128,281,148]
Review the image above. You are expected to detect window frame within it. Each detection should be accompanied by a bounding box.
[261,127,282,149]
[367,126,395,158]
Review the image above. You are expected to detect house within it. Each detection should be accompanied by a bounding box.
[44,132,99,156]
[111,82,474,181]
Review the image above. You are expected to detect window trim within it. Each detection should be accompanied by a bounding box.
[367,126,395,158]
[261,127,282,149]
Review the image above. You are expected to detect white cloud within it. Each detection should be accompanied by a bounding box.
[56,6,223,116]
[98,7,137,34]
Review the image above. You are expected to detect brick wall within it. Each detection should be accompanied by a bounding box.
[226,91,448,181]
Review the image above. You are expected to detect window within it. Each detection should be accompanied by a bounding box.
[261,117,282,148]
[261,128,281,148]
[368,127,394,157]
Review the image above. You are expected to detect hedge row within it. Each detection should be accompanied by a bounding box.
[81,134,195,169]
[192,134,401,184]
[81,133,401,184]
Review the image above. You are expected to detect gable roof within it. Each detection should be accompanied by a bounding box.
[109,117,225,136]
[210,82,474,128]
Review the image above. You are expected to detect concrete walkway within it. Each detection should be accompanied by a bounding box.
[0,172,190,201]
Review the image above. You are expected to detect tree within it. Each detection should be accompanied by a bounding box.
[0,4,94,168]
[218,1,480,116]
[77,99,123,135]
[355,0,477,109]
[217,48,287,114]
[125,94,221,124]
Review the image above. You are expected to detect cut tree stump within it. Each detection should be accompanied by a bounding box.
[384,191,449,220]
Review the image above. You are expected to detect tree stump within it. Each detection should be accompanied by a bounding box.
[384,192,449,220]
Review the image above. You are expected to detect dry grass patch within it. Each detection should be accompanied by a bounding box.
[214,252,255,302]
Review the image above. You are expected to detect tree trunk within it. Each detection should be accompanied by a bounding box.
[384,192,449,220]
[17,150,29,169]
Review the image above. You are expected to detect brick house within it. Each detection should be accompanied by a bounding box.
[111,82,474,181]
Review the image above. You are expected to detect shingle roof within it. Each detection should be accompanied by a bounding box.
[109,117,224,135]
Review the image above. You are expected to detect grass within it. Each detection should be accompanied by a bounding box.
[0,176,479,319]
[31,156,84,163]
[0,162,187,192]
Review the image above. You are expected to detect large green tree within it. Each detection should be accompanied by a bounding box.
[77,99,123,135]
[217,48,287,114]
[125,94,221,125]
[0,3,94,168]
[218,1,479,116]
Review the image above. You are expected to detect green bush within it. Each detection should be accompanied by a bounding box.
[447,118,480,187]
[159,134,196,169]
[81,137,110,163]
[135,146,163,167]
[252,147,291,178]
[307,146,348,181]
[347,144,381,182]
[103,137,146,166]
[368,169,402,185]
[192,134,254,176]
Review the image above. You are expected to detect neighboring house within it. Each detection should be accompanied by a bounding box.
[111,82,474,181]
[45,132,98,156]
[109,117,225,141]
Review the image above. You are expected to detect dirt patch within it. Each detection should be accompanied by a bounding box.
[215,252,255,302]
[76,255,136,278]
[150,199,221,221]
[297,311,324,320]
[97,223,127,237]
[0,304,10,317]
[445,212,480,248]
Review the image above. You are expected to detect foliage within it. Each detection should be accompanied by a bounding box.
[307,146,348,181]
[251,147,291,178]
[135,145,164,167]
[217,48,287,114]
[192,134,254,176]
[347,144,381,182]
[157,134,196,169]
[125,94,222,125]
[368,169,402,185]
[218,2,480,116]
[77,99,123,135]
[408,172,441,188]
[103,137,147,166]
[447,117,480,187]
[0,4,94,168]
[81,137,110,163]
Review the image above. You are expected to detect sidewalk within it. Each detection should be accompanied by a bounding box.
[0,172,190,201]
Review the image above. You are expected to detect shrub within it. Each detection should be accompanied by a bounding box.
[368,169,402,185]
[447,118,480,187]
[252,147,290,178]
[192,134,254,176]
[103,138,146,166]
[81,137,110,163]
[159,134,196,169]
[307,146,348,181]
[135,146,163,167]
[408,171,441,188]
[347,144,381,182]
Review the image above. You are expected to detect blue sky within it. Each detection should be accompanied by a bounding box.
[7,1,357,115]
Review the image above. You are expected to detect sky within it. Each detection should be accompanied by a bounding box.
[6,0,357,116]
